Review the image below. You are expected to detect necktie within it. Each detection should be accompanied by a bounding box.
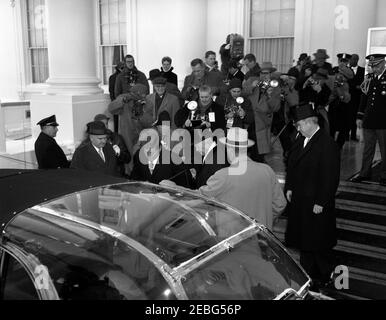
[98,148,105,162]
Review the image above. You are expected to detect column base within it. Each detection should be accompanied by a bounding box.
[45,77,104,95]
[30,93,110,148]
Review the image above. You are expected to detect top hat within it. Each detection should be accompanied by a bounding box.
[366,54,386,67]
[260,62,277,73]
[219,127,254,148]
[148,69,162,80]
[37,115,59,127]
[313,49,330,60]
[94,114,110,122]
[293,103,318,122]
[228,78,243,90]
[86,121,109,135]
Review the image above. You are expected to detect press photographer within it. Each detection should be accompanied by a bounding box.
[216,79,254,130]
[299,67,332,133]
[242,62,281,163]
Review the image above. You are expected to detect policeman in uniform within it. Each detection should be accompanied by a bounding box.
[352,54,386,185]
[34,115,70,169]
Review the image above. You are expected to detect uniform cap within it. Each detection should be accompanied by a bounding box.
[37,115,59,127]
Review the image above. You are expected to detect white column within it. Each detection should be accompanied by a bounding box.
[30,0,108,148]
[45,0,102,94]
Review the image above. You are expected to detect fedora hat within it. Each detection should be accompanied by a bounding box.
[153,110,171,126]
[94,114,110,122]
[260,61,277,73]
[228,78,243,90]
[86,121,109,135]
[313,49,330,60]
[219,127,255,148]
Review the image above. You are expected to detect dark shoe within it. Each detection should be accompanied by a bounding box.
[351,176,368,183]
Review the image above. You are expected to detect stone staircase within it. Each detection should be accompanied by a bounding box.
[273,180,386,300]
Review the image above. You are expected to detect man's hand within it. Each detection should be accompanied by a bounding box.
[312,83,322,93]
[238,107,246,119]
[184,119,192,127]
[252,80,260,87]
[160,180,177,187]
[202,121,211,128]
[313,205,323,214]
[286,190,292,203]
[113,145,121,156]
[356,119,363,129]
[225,44,231,50]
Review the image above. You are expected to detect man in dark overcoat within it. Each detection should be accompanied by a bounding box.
[34,115,70,169]
[70,121,121,177]
[284,103,340,290]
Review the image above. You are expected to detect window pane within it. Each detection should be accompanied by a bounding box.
[266,0,280,11]
[250,12,265,37]
[109,1,119,24]
[100,3,109,25]
[251,0,266,11]
[109,23,119,44]
[101,24,110,45]
[280,9,295,36]
[103,46,114,66]
[281,0,295,9]
[119,23,126,44]
[2,254,39,300]
[119,0,126,22]
[264,10,280,37]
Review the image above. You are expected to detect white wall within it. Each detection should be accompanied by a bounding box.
[0,2,21,101]
[294,0,378,67]
[134,0,208,88]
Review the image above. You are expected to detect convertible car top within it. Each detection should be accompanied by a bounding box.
[0,169,126,232]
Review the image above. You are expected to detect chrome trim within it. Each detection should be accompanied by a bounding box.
[173,225,260,278]
[0,242,59,300]
[156,194,216,237]
[32,205,188,300]
[274,288,300,300]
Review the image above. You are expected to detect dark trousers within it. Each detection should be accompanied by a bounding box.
[113,114,119,133]
[359,129,386,179]
[300,249,335,284]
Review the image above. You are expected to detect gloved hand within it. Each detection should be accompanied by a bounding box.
[113,144,121,156]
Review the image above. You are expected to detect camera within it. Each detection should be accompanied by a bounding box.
[258,79,279,91]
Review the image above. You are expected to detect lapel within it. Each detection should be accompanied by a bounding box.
[89,143,106,165]
[292,129,323,167]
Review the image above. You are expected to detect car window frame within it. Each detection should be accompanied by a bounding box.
[0,243,59,300]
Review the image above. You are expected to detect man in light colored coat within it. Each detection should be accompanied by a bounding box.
[199,127,286,230]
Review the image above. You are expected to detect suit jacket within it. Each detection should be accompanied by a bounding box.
[34,132,70,169]
[130,148,193,188]
[70,142,121,177]
[199,157,286,230]
[142,92,181,129]
[195,146,229,188]
[285,129,340,251]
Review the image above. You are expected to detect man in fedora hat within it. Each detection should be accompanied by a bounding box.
[34,115,70,170]
[70,121,121,177]
[94,113,131,177]
[285,102,340,291]
[142,72,181,130]
[149,68,184,106]
[299,67,332,133]
[242,61,282,163]
[199,127,286,230]
[311,49,334,75]
[353,53,386,185]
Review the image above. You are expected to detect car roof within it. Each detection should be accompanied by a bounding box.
[0,169,126,232]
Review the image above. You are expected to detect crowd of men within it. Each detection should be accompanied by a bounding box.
[33,38,386,292]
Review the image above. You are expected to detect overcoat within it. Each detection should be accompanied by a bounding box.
[34,132,70,169]
[70,142,121,177]
[284,129,340,251]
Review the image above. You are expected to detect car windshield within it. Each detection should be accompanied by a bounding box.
[181,232,309,300]
[37,183,252,268]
